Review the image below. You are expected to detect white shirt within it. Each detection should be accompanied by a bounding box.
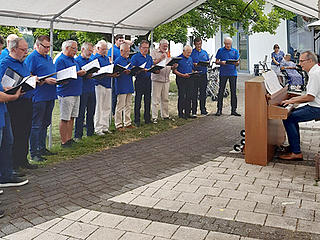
[307,64,320,108]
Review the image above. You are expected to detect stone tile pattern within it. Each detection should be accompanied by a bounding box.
[109,156,320,235]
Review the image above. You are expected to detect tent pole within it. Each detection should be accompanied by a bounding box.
[150,30,154,50]
[110,25,115,128]
[48,20,54,149]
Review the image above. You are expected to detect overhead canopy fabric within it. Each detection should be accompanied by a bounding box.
[0,0,206,35]
[267,0,319,19]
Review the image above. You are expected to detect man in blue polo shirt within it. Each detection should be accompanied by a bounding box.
[114,43,134,130]
[173,45,194,119]
[90,40,114,136]
[131,40,153,126]
[0,37,38,171]
[190,37,210,116]
[215,37,240,116]
[25,35,57,162]
[0,34,18,63]
[74,42,95,139]
[55,40,86,148]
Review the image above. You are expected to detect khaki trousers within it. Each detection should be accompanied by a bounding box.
[94,85,111,134]
[115,93,132,128]
[151,81,170,119]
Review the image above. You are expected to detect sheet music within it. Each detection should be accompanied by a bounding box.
[1,75,16,88]
[81,59,100,72]
[139,62,146,68]
[1,68,22,87]
[56,66,77,81]
[92,64,114,77]
[262,70,282,95]
[158,59,166,67]
[25,76,37,89]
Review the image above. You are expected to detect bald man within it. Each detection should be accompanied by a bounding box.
[173,45,194,119]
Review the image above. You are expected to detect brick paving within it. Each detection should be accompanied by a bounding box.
[1,74,320,239]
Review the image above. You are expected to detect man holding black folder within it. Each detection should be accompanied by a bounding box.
[25,35,57,162]
[131,40,153,126]
[0,37,39,170]
[215,37,240,116]
[55,40,86,148]
[190,37,210,116]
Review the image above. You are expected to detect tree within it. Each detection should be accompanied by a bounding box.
[153,0,296,43]
[0,26,22,44]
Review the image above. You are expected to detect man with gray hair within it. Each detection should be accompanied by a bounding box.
[150,39,174,123]
[55,40,86,148]
[74,42,95,140]
[215,37,240,116]
[280,51,320,161]
[0,34,18,63]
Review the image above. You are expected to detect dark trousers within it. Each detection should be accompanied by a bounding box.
[75,91,96,139]
[217,75,237,112]
[0,112,14,181]
[176,77,192,117]
[134,77,151,124]
[191,74,208,114]
[112,78,117,115]
[29,100,55,158]
[7,98,33,169]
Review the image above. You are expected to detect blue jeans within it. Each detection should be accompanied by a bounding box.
[283,105,320,153]
[29,100,55,157]
[0,112,13,181]
[75,91,96,139]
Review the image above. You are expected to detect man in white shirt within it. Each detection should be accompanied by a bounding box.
[280,51,320,160]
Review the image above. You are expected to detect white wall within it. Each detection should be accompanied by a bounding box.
[248,19,288,73]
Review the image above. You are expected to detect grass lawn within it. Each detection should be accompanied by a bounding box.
[34,77,230,166]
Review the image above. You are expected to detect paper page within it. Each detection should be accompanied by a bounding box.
[25,76,37,89]
[2,68,21,87]
[81,59,100,71]
[158,59,166,67]
[1,75,16,87]
[262,70,282,95]
[125,63,131,69]
[57,66,77,80]
[92,64,114,77]
[139,62,146,68]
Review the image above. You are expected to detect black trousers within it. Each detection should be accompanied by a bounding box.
[134,77,151,124]
[191,74,208,114]
[7,98,33,169]
[217,75,237,112]
[176,76,193,117]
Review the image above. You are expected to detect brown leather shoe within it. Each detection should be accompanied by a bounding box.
[117,127,125,131]
[125,125,136,129]
[279,152,303,161]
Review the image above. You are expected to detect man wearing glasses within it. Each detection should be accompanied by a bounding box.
[25,35,57,162]
[280,51,320,161]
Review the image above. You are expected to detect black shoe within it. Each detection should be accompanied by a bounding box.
[201,111,209,116]
[0,177,29,187]
[0,210,4,218]
[189,114,197,119]
[231,112,241,116]
[61,140,73,148]
[40,148,57,156]
[22,162,38,170]
[134,122,141,127]
[215,110,222,116]
[12,169,26,178]
[31,155,47,162]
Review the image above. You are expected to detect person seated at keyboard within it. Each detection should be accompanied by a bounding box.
[280,54,303,86]
[280,51,320,161]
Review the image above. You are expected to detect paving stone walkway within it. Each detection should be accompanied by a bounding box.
[1,74,320,239]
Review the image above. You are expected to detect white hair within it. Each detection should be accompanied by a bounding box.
[96,40,107,49]
[159,39,169,45]
[120,43,130,50]
[6,34,18,45]
[183,45,192,51]
[224,37,233,43]
[8,37,24,51]
[62,40,77,52]
[81,42,93,50]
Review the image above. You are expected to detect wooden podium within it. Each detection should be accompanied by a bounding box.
[245,76,289,166]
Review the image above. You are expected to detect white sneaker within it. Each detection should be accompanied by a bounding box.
[152,118,158,124]
[95,132,105,136]
[0,190,3,194]
[102,129,112,134]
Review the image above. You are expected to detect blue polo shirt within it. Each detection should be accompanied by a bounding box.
[130,52,153,78]
[0,48,9,63]
[90,53,111,88]
[107,45,121,62]
[25,50,57,102]
[190,48,209,75]
[176,54,193,74]
[114,56,134,95]
[0,55,33,99]
[215,47,239,76]
[55,53,82,97]
[75,55,95,93]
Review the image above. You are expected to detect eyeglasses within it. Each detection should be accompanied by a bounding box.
[40,43,50,49]
[17,48,28,52]
[299,58,309,63]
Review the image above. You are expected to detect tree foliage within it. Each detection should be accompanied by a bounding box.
[153,0,296,43]
[0,26,22,43]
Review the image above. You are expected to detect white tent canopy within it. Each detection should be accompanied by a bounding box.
[267,0,319,19]
[0,0,206,35]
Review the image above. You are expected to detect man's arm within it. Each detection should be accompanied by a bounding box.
[282,94,315,106]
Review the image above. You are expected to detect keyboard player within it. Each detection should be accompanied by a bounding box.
[280,51,320,161]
